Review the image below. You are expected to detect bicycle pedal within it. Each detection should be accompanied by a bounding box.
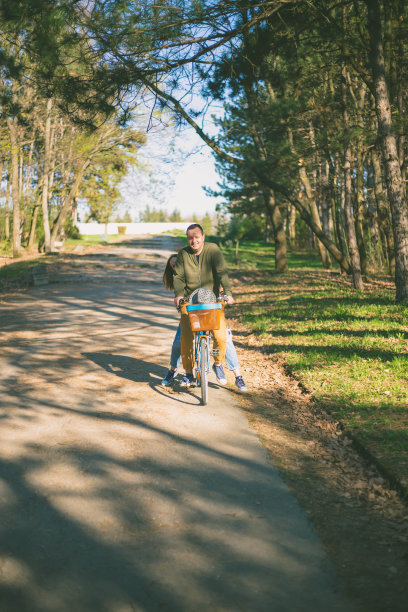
[210,349,220,356]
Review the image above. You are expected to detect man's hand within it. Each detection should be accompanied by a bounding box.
[174,296,183,308]
[224,295,234,305]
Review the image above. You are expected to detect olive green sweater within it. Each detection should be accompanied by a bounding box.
[173,242,232,298]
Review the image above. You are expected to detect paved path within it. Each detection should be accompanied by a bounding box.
[0,237,353,611]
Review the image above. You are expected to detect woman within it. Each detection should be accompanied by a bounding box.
[161,253,248,391]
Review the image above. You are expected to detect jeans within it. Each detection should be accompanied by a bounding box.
[170,324,240,371]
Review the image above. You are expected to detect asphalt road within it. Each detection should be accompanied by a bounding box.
[0,237,353,611]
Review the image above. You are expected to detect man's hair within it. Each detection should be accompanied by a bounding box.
[186,223,204,235]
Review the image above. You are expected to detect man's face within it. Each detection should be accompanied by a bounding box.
[187,228,205,254]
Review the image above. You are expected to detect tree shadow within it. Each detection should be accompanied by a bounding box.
[232,338,405,362]
[0,245,355,611]
[83,351,225,407]
[257,328,408,339]
[0,378,353,611]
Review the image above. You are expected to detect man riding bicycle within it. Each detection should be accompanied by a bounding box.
[173,223,234,388]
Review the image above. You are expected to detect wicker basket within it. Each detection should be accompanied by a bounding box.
[186,303,222,332]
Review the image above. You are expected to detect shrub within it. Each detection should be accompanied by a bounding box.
[64,217,81,239]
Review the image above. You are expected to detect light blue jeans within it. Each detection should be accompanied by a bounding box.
[170,324,240,371]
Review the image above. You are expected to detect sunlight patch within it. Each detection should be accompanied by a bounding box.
[0,555,32,585]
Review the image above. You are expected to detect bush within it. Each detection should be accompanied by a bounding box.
[64,217,81,239]
[0,238,11,255]
[118,225,126,235]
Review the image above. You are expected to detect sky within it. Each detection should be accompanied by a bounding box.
[77,98,226,223]
[165,131,222,218]
[118,103,225,221]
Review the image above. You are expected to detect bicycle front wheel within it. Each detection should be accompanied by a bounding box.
[200,336,208,405]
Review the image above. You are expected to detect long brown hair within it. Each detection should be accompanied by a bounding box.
[163,253,178,290]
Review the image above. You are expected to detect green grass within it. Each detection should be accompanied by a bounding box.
[64,234,117,247]
[220,240,323,270]
[228,241,408,487]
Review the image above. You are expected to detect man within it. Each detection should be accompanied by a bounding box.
[173,223,234,388]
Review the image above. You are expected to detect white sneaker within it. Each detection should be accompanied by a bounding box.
[161,369,177,386]
[235,376,248,392]
[212,364,227,385]
[180,374,196,388]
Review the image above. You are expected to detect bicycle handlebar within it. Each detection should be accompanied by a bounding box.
[177,294,231,311]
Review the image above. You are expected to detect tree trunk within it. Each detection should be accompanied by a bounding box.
[273,183,351,273]
[341,64,363,290]
[288,204,296,247]
[41,98,53,252]
[371,148,395,274]
[51,157,91,246]
[354,146,369,275]
[366,160,385,269]
[7,117,21,258]
[330,158,348,259]
[72,197,78,225]
[288,128,330,268]
[342,162,363,289]
[263,190,288,272]
[5,168,10,240]
[366,0,408,302]
[395,0,405,186]
[23,138,35,196]
[28,198,41,251]
[298,164,330,268]
[18,152,24,238]
[320,160,332,268]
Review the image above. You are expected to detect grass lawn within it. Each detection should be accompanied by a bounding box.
[223,241,408,490]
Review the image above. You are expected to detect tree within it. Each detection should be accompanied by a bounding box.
[169,209,182,222]
[3,0,408,303]
[139,205,169,222]
[365,0,408,302]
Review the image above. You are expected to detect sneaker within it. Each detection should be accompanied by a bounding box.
[161,369,177,386]
[212,363,227,385]
[235,375,248,392]
[180,373,196,388]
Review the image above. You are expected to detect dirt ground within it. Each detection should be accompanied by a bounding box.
[1,239,408,611]
[227,317,408,612]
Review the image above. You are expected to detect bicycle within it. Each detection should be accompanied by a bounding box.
[179,296,227,405]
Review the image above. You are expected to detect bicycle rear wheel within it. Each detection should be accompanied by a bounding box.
[200,336,208,405]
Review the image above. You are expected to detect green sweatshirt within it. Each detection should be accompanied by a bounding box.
[173,242,232,298]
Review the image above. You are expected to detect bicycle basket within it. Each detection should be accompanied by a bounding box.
[186,303,222,332]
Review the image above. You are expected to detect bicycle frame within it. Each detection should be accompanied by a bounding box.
[193,330,212,405]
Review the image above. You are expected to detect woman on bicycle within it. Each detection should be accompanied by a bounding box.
[161,252,248,392]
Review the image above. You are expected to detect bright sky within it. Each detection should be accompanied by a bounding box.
[119,104,224,221]
[77,93,226,223]
[165,132,222,218]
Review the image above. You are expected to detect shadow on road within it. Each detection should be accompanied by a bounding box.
[0,239,353,612]
[83,351,224,407]
[0,362,326,612]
